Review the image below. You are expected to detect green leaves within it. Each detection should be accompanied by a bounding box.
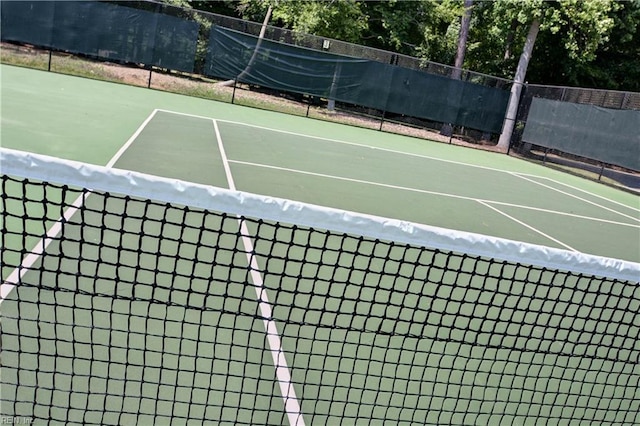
[466,0,617,84]
[271,1,368,43]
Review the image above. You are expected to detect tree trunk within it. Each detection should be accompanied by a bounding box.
[217,5,273,87]
[453,0,473,80]
[441,0,473,137]
[503,18,519,60]
[497,18,540,151]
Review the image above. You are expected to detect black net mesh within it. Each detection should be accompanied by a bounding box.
[2,174,639,425]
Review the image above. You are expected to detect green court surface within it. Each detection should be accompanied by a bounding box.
[2,65,640,424]
[1,65,638,262]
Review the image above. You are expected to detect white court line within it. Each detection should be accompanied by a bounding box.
[477,201,578,252]
[157,109,518,175]
[528,175,640,214]
[229,159,640,229]
[156,109,639,218]
[0,109,160,305]
[511,172,640,223]
[212,119,305,426]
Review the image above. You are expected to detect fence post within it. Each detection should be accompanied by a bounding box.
[621,92,630,109]
[231,79,237,104]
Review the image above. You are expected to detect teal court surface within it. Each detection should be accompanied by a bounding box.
[1,65,639,425]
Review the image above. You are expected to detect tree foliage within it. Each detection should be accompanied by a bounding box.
[571,0,640,91]
[464,0,619,86]
[168,0,639,91]
[360,0,463,63]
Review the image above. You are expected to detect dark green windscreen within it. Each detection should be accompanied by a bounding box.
[522,98,640,171]
[1,1,198,73]
[0,1,55,47]
[205,26,509,133]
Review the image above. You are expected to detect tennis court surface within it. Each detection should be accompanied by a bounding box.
[1,66,639,425]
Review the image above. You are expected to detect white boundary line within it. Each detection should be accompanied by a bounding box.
[157,109,520,175]
[212,120,305,426]
[156,109,639,215]
[1,192,87,301]
[523,174,640,214]
[0,109,160,305]
[477,201,578,252]
[229,160,639,229]
[511,172,640,223]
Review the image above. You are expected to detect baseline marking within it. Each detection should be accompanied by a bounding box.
[229,159,640,229]
[212,119,305,426]
[0,109,160,304]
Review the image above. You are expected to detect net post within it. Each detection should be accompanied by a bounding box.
[147,67,153,89]
[47,49,52,72]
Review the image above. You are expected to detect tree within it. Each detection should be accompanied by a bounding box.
[218,2,274,86]
[497,17,540,150]
[467,1,616,82]
[361,1,429,56]
[453,0,473,78]
[236,0,367,43]
[492,0,616,150]
[569,0,640,91]
[440,0,473,137]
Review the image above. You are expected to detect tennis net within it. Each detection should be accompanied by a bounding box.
[1,148,639,425]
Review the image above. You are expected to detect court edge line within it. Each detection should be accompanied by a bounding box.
[0,109,160,304]
[526,175,640,214]
[156,109,639,214]
[157,109,520,175]
[212,119,305,426]
[229,160,640,229]
[511,172,640,223]
[477,201,578,252]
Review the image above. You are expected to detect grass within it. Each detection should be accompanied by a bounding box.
[0,44,49,70]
